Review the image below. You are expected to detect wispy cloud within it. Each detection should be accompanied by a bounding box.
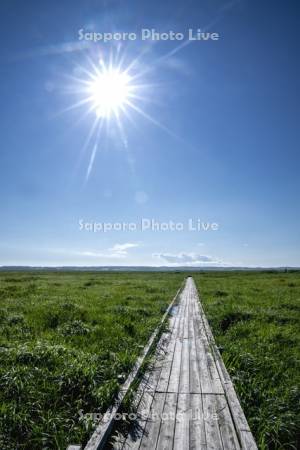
[49,243,140,260]
[10,41,89,62]
[108,243,140,258]
[153,252,224,266]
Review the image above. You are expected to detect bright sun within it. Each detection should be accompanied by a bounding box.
[67,54,163,179]
[88,68,132,118]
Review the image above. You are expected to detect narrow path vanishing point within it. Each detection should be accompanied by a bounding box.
[112,277,257,450]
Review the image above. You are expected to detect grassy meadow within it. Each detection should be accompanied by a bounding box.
[0,271,184,449]
[194,271,300,450]
[0,270,299,450]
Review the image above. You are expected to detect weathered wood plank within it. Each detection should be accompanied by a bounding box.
[173,393,190,450]
[139,392,166,449]
[189,331,202,394]
[195,337,214,394]
[156,312,181,393]
[168,338,183,393]
[179,338,190,393]
[202,394,224,450]
[189,298,202,394]
[190,394,207,450]
[215,394,240,450]
[239,431,259,450]
[156,393,177,450]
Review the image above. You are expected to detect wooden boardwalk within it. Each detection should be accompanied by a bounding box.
[112,277,257,450]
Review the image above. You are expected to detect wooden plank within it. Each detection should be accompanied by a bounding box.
[215,394,240,450]
[173,393,190,450]
[183,290,190,340]
[239,431,259,450]
[177,290,187,341]
[203,341,224,394]
[179,289,190,394]
[202,394,224,450]
[189,298,202,394]
[156,393,177,450]
[167,295,185,393]
[179,338,190,393]
[139,392,166,449]
[190,394,207,450]
[189,330,202,394]
[192,303,220,394]
[195,337,214,394]
[156,312,181,393]
[223,380,251,432]
[168,339,183,393]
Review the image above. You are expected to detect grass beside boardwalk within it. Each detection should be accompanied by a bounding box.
[0,271,184,450]
[194,271,300,450]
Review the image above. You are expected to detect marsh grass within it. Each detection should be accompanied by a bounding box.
[194,271,300,450]
[1,270,299,449]
[0,271,184,450]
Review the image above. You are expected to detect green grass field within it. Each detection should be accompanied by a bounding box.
[194,271,300,450]
[0,271,299,449]
[0,271,184,449]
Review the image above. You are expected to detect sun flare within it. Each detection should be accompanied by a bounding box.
[66,52,172,180]
[88,69,132,118]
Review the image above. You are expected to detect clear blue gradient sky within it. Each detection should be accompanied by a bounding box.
[0,0,299,267]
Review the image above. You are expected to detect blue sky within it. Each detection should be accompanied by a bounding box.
[0,0,299,267]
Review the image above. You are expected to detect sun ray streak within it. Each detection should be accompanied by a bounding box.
[129,2,240,80]
[74,115,100,176]
[85,119,104,182]
[126,100,182,141]
[51,96,94,119]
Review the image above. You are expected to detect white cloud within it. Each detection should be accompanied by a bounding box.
[49,243,140,260]
[77,250,105,257]
[109,243,139,252]
[153,252,223,266]
[108,243,140,258]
